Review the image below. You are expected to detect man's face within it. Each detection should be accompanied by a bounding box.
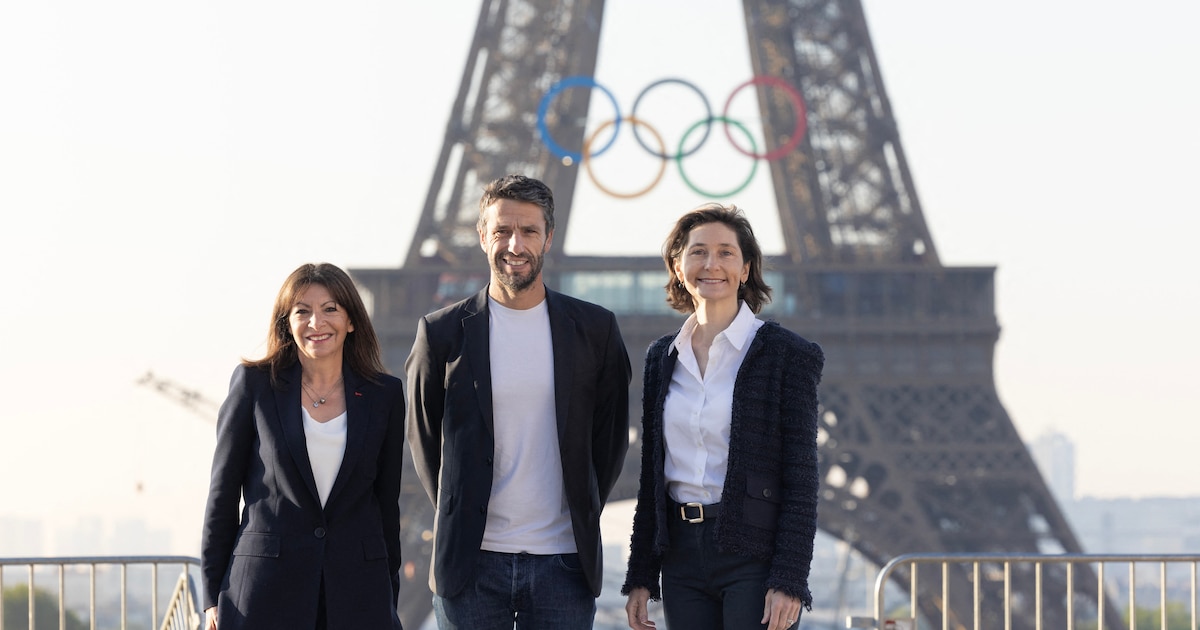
[478,198,553,293]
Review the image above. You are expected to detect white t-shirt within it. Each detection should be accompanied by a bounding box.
[303,407,347,507]
[481,297,576,554]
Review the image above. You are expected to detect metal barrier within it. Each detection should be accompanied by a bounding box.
[0,556,201,630]
[846,553,1199,630]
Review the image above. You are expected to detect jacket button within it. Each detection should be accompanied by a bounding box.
[762,489,773,499]
[479,506,487,515]
[314,527,326,539]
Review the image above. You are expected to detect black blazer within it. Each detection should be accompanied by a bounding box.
[201,362,405,630]
[405,287,631,598]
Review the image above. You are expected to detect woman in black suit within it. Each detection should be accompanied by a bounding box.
[202,262,405,630]
[623,205,824,630]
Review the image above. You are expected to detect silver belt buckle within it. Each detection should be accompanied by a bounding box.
[680,501,705,524]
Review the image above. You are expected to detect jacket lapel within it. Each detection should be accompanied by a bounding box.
[463,289,495,435]
[546,289,574,442]
[275,363,322,507]
[323,369,367,510]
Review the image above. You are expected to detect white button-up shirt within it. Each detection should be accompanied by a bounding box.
[663,302,763,505]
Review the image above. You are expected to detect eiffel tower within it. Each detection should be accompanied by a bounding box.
[351,1,1115,627]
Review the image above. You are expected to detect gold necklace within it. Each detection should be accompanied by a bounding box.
[302,377,343,408]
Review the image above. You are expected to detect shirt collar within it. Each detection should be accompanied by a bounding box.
[672,301,758,353]
[723,301,758,351]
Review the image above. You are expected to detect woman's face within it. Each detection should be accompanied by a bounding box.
[673,221,750,311]
[288,283,354,362]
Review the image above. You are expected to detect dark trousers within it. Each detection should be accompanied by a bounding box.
[432,550,595,630]
[661,516,796,629]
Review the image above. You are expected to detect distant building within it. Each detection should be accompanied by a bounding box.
[53,516,106,555]
[1029,429,1076,503]
[111,518,172,555]
[1024,430,1199,555]
[0,516,45,556]
[1067,496,1200,554]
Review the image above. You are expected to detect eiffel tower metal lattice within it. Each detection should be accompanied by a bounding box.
[350,1,1116,627]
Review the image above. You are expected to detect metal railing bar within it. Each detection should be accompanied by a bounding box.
[1004,560,1012,630]
[1185,559,1195,628]
[867,554,1200,630]
[972,561,980,630]
[877,553,1200,565]
[1098,562,1106,630]
[90,562,97,630]
[910,563,918,622]
[152,562,160,629]
[1130,562,1136,630]
[1067,561,1074,630]
[58,565,66,630]
[1035,561,1042,630]
[27,564,35,630]
[1161,562,1167,630]
[942,562,949,630]
[121,562,128,630]
[0,555,201,566]
[0,556,201,630]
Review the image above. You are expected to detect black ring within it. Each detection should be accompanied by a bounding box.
[630,77,713,160]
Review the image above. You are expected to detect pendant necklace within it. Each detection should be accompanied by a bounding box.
[302,376,343,408]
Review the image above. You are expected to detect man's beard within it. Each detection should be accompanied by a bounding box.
[492,250,544,292]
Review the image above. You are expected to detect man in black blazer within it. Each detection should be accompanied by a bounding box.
[406,174,631,629]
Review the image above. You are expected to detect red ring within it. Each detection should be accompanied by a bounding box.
[720,76,808,161]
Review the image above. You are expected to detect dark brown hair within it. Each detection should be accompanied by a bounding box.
[477,174,555,233]
[244,263,386,385]
[662,203,772,314]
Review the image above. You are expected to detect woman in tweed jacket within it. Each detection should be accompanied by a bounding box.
[622,204,824,630]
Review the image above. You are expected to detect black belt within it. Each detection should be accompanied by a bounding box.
[671,500,721,523]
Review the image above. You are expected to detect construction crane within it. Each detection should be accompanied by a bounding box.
[133,371,220,494]
[136,370,220,423]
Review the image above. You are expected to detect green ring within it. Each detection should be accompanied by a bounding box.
[676,116,759,199]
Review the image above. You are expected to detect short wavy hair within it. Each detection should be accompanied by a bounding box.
[477,174,555,234]
[662,203,772,314]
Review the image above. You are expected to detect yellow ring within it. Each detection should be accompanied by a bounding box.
[582,116,668,199]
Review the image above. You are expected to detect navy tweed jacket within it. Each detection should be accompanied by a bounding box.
[621,321,824,608]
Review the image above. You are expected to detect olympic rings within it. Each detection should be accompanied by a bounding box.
[536,75,808,199]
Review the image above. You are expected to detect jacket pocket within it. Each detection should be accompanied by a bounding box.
[231,532,280,558]
[362,535,388,560]
[743,473,782,531]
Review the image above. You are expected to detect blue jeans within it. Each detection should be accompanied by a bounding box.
[661,517,795,629]
[432,550,596,630]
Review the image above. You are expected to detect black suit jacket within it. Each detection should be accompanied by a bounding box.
[201,362,405,630]
[405,286,631,598]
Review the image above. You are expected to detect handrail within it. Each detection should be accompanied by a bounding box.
[847,553,1200,630]
[0,555,201,630]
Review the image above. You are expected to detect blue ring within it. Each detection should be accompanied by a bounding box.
[536,76,622,162]
[630,78,713,160]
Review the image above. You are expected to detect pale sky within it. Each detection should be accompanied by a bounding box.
[2,1,1197,556]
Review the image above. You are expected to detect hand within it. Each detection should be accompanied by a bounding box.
[625,587,656,628]
[762,588,801,630]
[204,606,217,630]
